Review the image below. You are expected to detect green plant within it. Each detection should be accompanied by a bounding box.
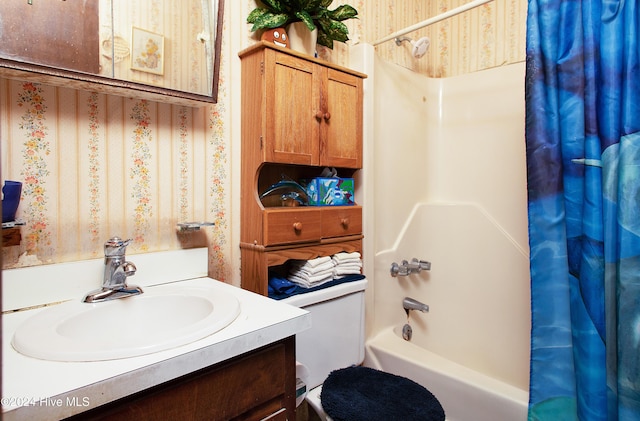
[247,0,358,49]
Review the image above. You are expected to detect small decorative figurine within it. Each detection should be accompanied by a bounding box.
[261,27,289,48]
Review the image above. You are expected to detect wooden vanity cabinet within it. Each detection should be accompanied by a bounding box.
[239,42,366,296]
[67,337,296,421]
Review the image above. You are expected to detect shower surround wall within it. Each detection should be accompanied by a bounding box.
[367,55,530,392]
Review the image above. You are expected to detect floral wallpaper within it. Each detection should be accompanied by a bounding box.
[1,0,525,282]
[2,79,231,279]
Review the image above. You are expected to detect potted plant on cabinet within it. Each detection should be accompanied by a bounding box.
[247,0,358,53]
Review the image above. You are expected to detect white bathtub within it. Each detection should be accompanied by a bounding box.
[365,326,529,421]
[366,203,530,421]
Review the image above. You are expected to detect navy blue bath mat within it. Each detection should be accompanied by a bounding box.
[321,366,445,421]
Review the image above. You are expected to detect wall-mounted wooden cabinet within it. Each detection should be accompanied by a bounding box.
[239,42,366,295]
[259,49,363,168]
[0,0,224,106]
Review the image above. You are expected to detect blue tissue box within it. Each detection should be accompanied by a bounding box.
[302,178,354,206]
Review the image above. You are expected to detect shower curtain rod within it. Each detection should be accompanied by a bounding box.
[372,0,495,46]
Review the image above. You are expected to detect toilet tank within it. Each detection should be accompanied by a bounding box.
[283,279,367,389]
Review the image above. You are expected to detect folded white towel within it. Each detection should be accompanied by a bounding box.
[335,261,362,269]
[286,253,364,288]
[334,264,362,276]
[290,268,334,281]
[332,252,361,263]
[288,272,334,287]
[332,260,360,268]
[292,256,332,269]
[291,259,335,274]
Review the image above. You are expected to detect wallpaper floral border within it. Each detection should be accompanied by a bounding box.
[16,83,52,259]
[87,93,102,250]
[129,100,153,251]
[207,104,228,281]
[178,107,190,222]
[206,37,230,282]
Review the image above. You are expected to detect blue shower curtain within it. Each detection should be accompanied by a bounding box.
[526,0,640,420]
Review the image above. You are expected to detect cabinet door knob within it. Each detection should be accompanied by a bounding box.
[341,218,349,228]
[293,222,303,231]
[324,112,331,121]
[315,111,324,121]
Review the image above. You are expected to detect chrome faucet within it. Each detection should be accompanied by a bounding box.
[403,297,429,315]
[391,258,432,277]
[83,237,142,303]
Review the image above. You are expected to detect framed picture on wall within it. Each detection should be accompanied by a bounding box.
[130,27,164,75]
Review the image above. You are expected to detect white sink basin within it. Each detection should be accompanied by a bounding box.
[12,283,240,362]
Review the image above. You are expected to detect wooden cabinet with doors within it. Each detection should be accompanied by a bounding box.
[239,42,366,296]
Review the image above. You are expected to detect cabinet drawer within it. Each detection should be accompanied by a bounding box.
[264,209,322,245]
[322,206,362,238]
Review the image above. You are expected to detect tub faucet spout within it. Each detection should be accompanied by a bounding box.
[403,297,429,315]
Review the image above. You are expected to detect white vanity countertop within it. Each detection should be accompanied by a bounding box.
[2,249,311,421]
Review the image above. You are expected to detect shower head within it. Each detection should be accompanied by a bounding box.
[411,37,430,58]
[394,36,431,59]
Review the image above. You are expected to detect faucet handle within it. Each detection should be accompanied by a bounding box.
[412,258,431,271]
[405,259,421,271]
[104,237,132,256]
[391,262,410,277]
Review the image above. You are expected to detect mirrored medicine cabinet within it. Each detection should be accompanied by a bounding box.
[0,0,224,106]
